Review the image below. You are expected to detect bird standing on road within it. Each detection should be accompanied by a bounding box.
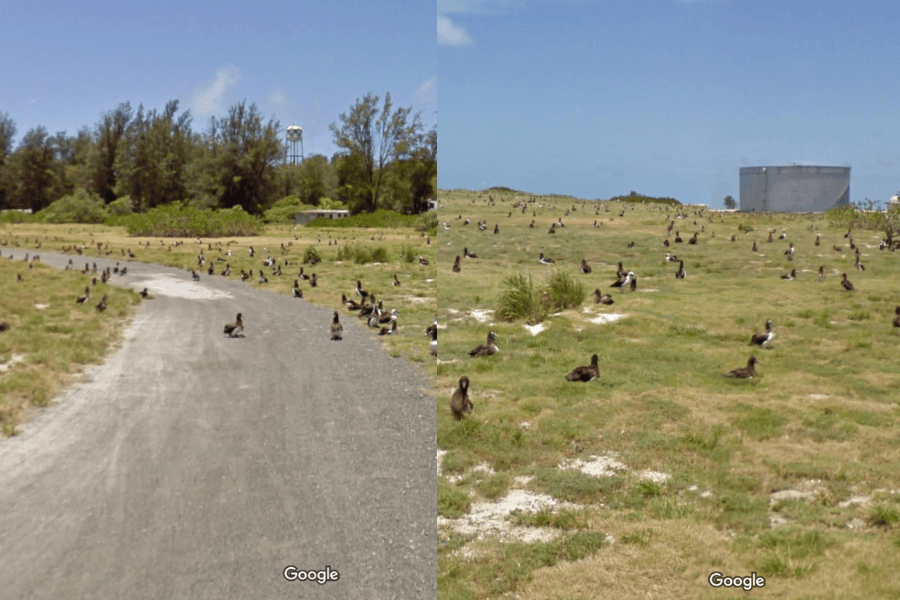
[330,311,343,340]
[224,313,244,337]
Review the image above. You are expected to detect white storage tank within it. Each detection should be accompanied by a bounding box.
[739,165,850,212]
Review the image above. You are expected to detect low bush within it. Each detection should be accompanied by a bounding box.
[39,189,108,223]
[117,202,264,237]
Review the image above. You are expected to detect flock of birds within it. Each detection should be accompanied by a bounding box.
[441,193,900,421]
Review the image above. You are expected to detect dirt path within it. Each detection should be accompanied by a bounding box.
[0,250,436,599]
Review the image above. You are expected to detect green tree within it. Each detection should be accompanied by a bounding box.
[88,103,133,203]
[0,112,17,209]
[193,101,282,214]
[329,92,425,213]
[10,126,58,213]
[115,100,193,212]
[723,195,737,209]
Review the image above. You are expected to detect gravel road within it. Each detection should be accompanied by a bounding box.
[0,250,436,599]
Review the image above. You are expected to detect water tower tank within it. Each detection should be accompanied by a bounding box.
[739,165,850,212]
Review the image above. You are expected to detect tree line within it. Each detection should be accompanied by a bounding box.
[0,92,436,217]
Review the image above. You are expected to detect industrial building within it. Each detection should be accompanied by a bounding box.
[739,165,850,213]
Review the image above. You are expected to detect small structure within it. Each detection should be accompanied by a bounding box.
[294,210,349,225]
[740,165,850,213]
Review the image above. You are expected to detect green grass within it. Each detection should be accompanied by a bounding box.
[0,255,142,435]
[436,188,900,599]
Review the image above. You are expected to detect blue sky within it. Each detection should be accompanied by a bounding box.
[438,0,900,207]
[1,0,435,159]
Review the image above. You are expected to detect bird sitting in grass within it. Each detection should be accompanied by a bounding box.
[96,295,107,312]
[378,321,397,336]
[841,273,855,291]
[469,331,499,357]
[565,354,600,382]
[724,356,759,379]
[893,306,900,328]
[224,313,244,337]
[750,320,774,348]
[450,376,472,420]
[292,279,303,298]
[593,289,614,305]
[76,287,90,304]
[139,288,149,298]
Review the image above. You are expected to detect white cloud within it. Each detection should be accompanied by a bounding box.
[191,65,240,116]
[416,77,437,103]
[269,91,287,106]
[438,14,473,46]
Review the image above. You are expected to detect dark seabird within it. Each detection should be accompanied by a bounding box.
[581,259,592,274]
[893,306,900,328]
[191,270,200,281]
[139,288,149,298]
[378,321,398,336]
[224,313,244,337]
[750,320,774,347]
[817,266,825,281]
[593,289,614,305]
[566,354,600,382]
[292,279,303,298]
[724,356,759,379]
[841,273,855,291]
[95,295,107,312]
[538,253,555,265]
[342,294,362,310]
[310,273,317,287]
[355,280,369,298]
[781,269,796,280]
[392,273,401,287]
[675,261,686,279]
[450,376,473,420]
[469,331,499,357]
[452,256,461,273]
[76,286,90,304]
[330,311,343,340]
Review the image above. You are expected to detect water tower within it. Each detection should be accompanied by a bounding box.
[286,125,304,165]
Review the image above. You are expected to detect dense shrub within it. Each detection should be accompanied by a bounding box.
[303,246,322,265]
[335,243,389,264]
[38,189,109,223]
[543,270,586,311]
[497,274,547,324]
[118,202,263,237]
[416,210,438,236]
[106,196,134,216]
[307,209,419,229]
[0,210,36,224]
[263,195,316,224]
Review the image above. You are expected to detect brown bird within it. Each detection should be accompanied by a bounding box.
[139,288,149,298]
[675,260,686,279]
[292,279,303,298]
[450,376,473,420]
[581,259,592,274]
[469,331,499,357]
[224,313,244,337]
[593,289,614,305]
[817,266,825,281]
[841,273,855,291]
[392,273,401,287]
[893,306,900,328]
[724,356,759,379]
[750,320,774,347]
[0,322,10,333]
[781,269,796,280]
[95,295,108,312]
[330,311,343,340]
[76,286,90,304]
[565,354,600,382]
[310,273,317,287]
[452,256,461,272]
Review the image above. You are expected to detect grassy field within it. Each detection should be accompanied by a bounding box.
[436,189,900,599]
[0,220,436,436]
[0,251,143,436]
